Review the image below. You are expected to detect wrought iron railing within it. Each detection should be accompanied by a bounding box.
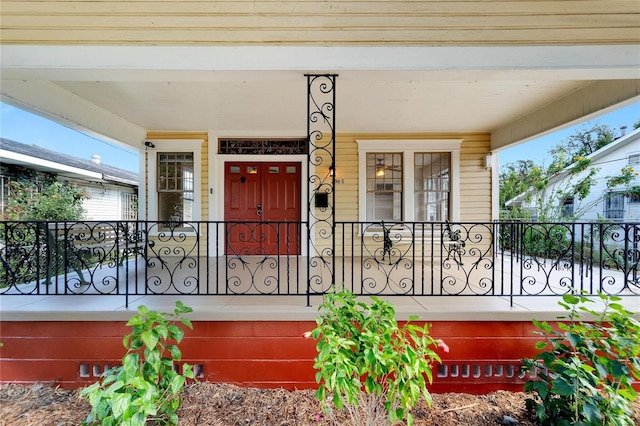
[1,220,638,306]
[333,221,639,301]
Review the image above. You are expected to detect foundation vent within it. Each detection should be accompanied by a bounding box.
[437,362,529,382]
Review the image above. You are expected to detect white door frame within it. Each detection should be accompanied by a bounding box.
[209,152,310,256]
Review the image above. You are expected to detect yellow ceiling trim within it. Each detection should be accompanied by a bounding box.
[146,132,208,141]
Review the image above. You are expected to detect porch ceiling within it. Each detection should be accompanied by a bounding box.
[1,45,639,152]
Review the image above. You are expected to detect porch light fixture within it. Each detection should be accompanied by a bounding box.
[329,163,335,177]
[484,154,493,169]
[144,141,155,148]
[375,159,385,177]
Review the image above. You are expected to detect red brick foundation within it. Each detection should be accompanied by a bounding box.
[0,320,544,393]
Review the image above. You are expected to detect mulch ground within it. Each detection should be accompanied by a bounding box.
[1,381,639,425]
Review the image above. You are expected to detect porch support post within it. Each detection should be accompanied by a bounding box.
[306,74,338,306]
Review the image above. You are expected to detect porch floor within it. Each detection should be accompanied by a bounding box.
[2,292,639,322]
[2,255,638,322]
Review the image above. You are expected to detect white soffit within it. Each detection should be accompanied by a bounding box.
[1,45,639,75]
[1,44,638,150]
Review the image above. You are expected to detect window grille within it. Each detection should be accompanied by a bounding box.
[604,192,625,220]
[157,153,194,222]
[219,138,307,155]
[121,192,138,220]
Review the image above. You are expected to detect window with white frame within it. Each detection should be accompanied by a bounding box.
[0,174,10,214]
[357,140,461,223]
[121,192,138,220]
[366,153,403,221]
[414,152,451,222]
[157,152,194,223]
[144,138,202,229]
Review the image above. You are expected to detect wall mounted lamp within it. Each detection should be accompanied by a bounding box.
[144,141,156,148]
[484,154,493,169]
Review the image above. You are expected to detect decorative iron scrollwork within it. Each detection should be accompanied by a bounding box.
[306,74,338,301]
[219,138,308,155]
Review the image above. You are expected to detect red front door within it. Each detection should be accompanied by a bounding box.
[224,162,301,255]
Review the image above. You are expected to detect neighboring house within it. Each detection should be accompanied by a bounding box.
[505,128,640,222]
[0,138,139,220]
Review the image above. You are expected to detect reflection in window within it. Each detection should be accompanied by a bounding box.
[358,139,460,223]
[366,153,403,221]
[414,153,450,222]
[157,153,194,223]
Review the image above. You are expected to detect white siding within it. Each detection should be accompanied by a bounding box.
[61,178,137,221]
[84,187,121,220]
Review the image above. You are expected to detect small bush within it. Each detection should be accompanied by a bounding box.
[522,223,571,260]
[80,301,194,426]
[310,288,446,426]
[522,293,640,426]
[3,180,88,221]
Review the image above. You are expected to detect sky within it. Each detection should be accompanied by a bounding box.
[0,100,639,174]
[498,101,640,167]
[0,102,140,172]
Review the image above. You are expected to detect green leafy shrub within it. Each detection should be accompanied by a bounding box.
[1,177,88,286]
[310,288,446,425]
[3,179,88,221]
[80,301,194,426]
[522,223,571,260]
[522,293,640,426]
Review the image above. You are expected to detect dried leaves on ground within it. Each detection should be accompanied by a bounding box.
[2,382,639,426]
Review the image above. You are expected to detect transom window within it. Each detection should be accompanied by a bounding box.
[219,138,307,155]
[357,139,461,223]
